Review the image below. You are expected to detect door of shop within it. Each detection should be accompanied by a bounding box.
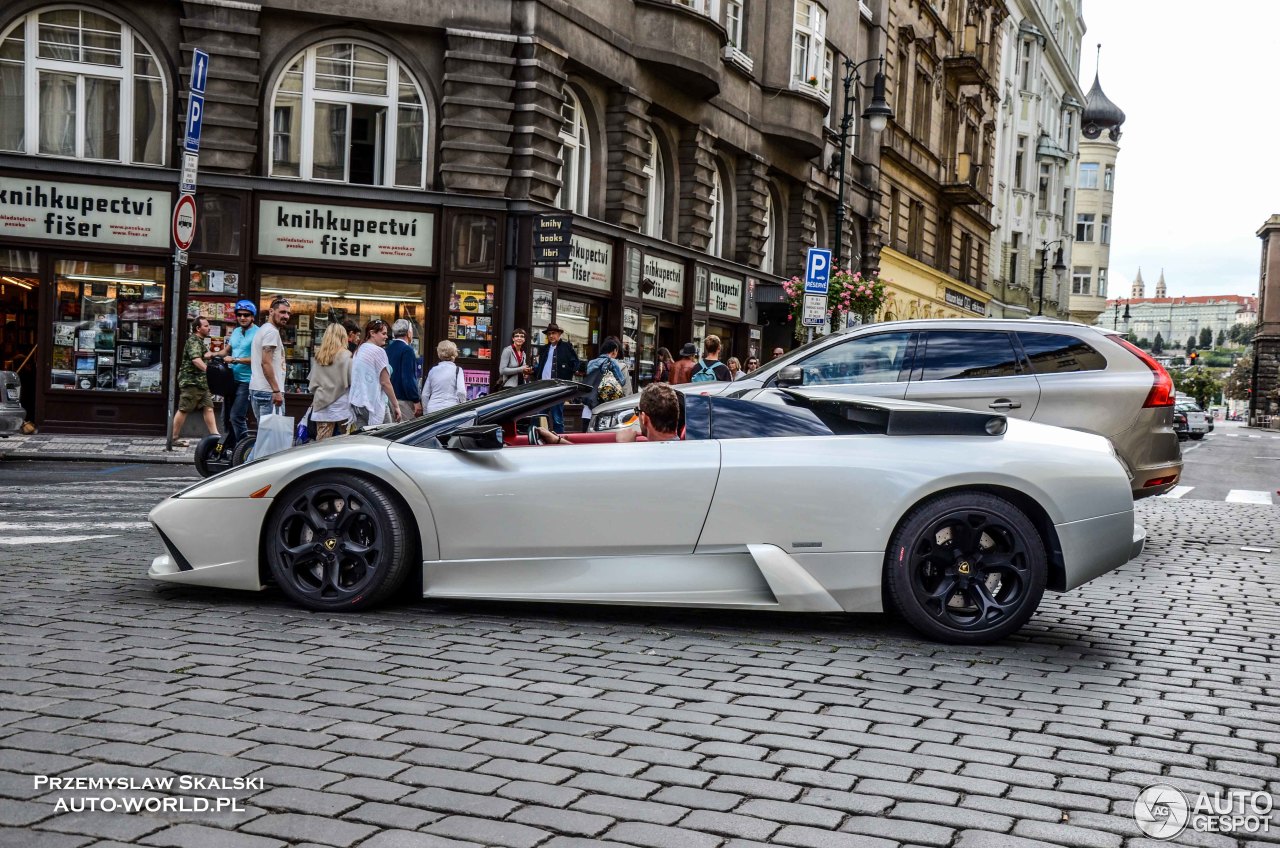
[0,273,39,424]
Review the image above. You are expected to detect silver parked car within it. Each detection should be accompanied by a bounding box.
[592,318,1182,498]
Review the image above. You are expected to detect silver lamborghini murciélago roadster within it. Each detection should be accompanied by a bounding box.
[149,380,1145,644]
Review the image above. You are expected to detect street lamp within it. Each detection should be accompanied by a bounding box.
[1112,297,1130,331]
[1034,239,1067,316]
[832,56,892,271]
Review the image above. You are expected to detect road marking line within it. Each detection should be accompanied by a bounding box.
[1225,490,1273,504]
[0,521,151,531]
[0,534,121,545]
[1161,486,1194,499]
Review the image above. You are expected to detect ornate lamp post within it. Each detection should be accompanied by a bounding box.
[1034,239,1067,316]
[1112,297,1130,331]
[832,56,892,270]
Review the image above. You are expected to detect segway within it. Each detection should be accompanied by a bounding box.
[194,355,244,478]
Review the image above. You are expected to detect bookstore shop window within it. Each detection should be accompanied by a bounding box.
[259,275,427,394]
[51,260,167,393]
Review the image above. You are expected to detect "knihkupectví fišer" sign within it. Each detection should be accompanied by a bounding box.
[0,178,170,248]
[258,199,434,267]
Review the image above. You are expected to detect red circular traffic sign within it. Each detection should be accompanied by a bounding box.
[172,194,197,251]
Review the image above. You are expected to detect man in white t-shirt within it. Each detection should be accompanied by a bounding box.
[249,297,291,423]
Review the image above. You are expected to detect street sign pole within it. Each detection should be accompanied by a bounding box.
[802,247,832,345]
[166,49,209,451]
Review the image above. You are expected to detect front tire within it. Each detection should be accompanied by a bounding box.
[1189,433,1204,440]
[265,475,411,611]
[885,492,1047,644]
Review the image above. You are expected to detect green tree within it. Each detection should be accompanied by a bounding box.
[1172,367,1221,410]
[1224,353,1252,400]
[1230,321,1257,346]
[1186,336,1196,354]
[1199,327,1213,349]
[1152,332,1164,354]
[1125,330,1138,344]
[1136,337,1150,349]
[1216,329,1226,348]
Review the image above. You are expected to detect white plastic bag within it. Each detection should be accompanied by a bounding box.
[250,405,294,461]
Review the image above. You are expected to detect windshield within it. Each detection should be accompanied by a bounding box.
[755,330,853,381]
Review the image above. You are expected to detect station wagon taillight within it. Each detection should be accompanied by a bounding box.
[1113,336,1175,407]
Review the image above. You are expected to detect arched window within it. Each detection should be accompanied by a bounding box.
[708,165,728,258]
[642,127,664,238]
[0,8,167,164]
[269,41,426,188]
[556,86,590,215]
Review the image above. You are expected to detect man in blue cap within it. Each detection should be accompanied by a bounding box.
[222,299,259,449]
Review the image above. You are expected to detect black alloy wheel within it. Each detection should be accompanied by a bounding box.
[885,492,1047,644]
[265,475,411,611]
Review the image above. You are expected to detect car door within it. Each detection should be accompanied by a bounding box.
[904,330,1039,419]
[778,330,914,399]
[389,439,721,561]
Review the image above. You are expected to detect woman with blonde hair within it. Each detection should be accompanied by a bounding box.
[421,339,467,413]
[307,321,353,439]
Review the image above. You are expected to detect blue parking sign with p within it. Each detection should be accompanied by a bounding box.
[804,248,832,294]
[184,93,204,153]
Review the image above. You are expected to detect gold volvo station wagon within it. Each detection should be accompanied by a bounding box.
[591,318,1182,498]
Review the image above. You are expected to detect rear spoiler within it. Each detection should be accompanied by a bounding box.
[779,390,1008,437]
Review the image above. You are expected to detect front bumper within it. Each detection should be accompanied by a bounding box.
[147,495,271,591]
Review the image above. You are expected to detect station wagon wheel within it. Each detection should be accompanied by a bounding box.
[885,492,1047,644]
[265,475,411,611]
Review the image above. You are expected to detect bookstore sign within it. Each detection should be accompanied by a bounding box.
[0,178,170,249]
[258,199,435,267]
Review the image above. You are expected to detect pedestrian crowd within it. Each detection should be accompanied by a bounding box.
[169,304,782,447]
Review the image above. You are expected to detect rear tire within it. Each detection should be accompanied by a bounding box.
[264,475,411,611]
[885,492,1047,644]
[231,435,256,466]
[1189,433,1204,441]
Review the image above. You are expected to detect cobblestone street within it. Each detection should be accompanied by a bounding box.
[0,468,1278,848]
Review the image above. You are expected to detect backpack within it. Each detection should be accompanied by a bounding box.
[690,358,719,383]
[597,367,625,403]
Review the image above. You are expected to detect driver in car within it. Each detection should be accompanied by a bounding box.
[538,383,680,445]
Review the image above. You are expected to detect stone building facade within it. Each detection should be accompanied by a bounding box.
[0,0,889,434]
[986,0,1085,320]
[1098,292,1256,349]
[1066,67,1125,325]
[874,0,1006,322]
[1251,216,1280,423]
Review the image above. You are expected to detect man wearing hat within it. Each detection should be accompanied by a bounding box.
[669,342,698,385]
[534,322,580,434]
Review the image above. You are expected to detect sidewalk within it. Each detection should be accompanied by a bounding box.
[0,433,195,464]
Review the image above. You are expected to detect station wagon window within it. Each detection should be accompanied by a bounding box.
[917,331,1020,381]
[1016,331,1107,374]
[794,332,912,386]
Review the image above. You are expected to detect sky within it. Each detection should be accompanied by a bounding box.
[1079,1,1280,300]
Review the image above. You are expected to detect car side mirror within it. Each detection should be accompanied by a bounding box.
[440,424,504,451]
[775,366,804,388]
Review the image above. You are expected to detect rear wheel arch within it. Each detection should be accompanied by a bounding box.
[884,484,1065,593]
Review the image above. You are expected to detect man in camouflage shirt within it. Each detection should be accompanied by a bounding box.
[169,316,218,447]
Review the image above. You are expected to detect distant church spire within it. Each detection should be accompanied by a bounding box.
[1155,269,1167,299]
[1131,267,1144,299]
